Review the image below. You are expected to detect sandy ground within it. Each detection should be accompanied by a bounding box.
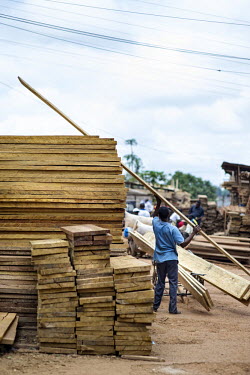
[1,262,250,375]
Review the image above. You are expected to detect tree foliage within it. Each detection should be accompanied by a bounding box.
[139,170,168,186]
[124,154,143,174]
[169,171,217,200]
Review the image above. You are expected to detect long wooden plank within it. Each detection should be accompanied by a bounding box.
[0,313,16,341]
[1,316,19,345]
[0,135,116,144]
[178,246,250,300]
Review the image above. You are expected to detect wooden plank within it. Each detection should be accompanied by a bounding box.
[0,135,115,144]
[61,224,110,237]
[1,316,19,345]
[178,246,250,300]
[0,312,16,341]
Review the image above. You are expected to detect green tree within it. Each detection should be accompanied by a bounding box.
[140,170,168,186]
[169,171,217,200]
[124,138,143,174]
[125,139,137,155]
[124,154,143,174]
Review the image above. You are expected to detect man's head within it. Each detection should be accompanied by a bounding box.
[145,199,149,203]
[195,200,201,208]
[158,206,170,222]
[139,203,145,210]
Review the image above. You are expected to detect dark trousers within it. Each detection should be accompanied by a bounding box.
[154,260,178,313]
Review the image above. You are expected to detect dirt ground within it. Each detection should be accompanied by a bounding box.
[1,262,250,375]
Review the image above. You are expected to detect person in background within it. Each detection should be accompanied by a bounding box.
[145,199,154,214]
[170,211,180,224]
[188,200,204,226]
[138,203,150,217]
[153,197,200,314]
[132,207,140,215]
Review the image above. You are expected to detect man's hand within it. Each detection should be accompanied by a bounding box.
[193,225,201,234]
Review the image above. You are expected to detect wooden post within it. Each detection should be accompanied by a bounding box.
[18,76,250,277]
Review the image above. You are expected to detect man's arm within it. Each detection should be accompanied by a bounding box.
[153,196,161,217]
[179,226,201,248]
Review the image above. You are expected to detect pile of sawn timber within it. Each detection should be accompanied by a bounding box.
[0,136,126,246]
[0,245,37,349]
[30,239,77,354]
[27,225,154,356]
[111,255,154,356]
[61,224,115,355]
[187,235,250,264]
[0,135,127,345]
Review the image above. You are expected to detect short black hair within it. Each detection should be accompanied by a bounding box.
[139,203,145,209]
[158,206,170,221]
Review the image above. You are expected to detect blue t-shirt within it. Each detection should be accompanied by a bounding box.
[152,217,184,263]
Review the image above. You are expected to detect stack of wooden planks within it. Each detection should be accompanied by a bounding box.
[187,235,250,264]
[61,224,116,355]
[111,255,154,356]
[0,135,126,348]
[0,135,126,248]
[0,312,19,346]
[0,245,37,349]
[30,239,77,354]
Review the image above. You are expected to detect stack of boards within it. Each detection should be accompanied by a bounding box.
[111,255,154,356]
[0,245,37,349]
[61,224,116,355]
[30,239,78,354]
[188,235,250,264]
[0,135,126,344]
[0,312,19,346]
[0,135,126,248]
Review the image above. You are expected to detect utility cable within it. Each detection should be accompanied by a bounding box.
[38,0,250,27]
[1,13,250,63]
[5,0,250,51]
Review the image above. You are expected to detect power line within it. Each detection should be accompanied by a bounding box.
[39,0,250,27]
[5,0,250,51]
[1,49,247,97]
[1,13,250,63]
[130,0,250,24]
[1,36,250,78]
[0,3,132,37]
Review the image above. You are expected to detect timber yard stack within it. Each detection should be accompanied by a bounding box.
[0,135,126,248]
[61,225,116,355]
[188,235,250,264]
[111,255,154,356]
[0,244,37,349]
[30,239,77,354]
[196,195,223,235]
[0,135,126,344]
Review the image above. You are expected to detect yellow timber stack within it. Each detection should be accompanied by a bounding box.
[0,135,127,348]
[0,135,126,244]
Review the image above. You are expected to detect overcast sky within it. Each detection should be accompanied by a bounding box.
[0,0,250,186]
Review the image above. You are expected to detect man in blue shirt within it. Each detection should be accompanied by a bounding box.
[153,197,200,314]
[188,200,204,226]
